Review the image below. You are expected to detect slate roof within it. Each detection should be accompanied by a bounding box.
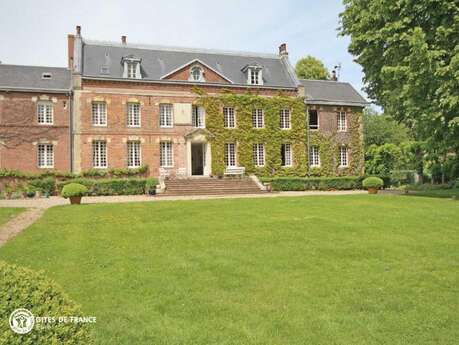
[0,64,71,92]
[300,79,368,107]
[81,40,298,88]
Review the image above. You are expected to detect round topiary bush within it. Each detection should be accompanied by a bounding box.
[362,177,384,190]
[0,261,93,344]
[61,183,88,199]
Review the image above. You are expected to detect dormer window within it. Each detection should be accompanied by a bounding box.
[189,66,204,82]
[243,65,263,85]
[122,56,142,79]
[127,62,137,78]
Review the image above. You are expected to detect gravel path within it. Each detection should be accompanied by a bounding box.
[0,208,45,247]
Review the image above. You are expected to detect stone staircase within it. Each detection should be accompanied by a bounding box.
[161,177,265,196]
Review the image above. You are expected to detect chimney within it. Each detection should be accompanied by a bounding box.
[331,70,338,81]
[278,43,288,57]
[72,25,83,74]
[121,35,127,45]
[76,25,81,36]
[67,34,75,69]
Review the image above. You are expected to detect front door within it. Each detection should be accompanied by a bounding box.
[191,143,204,175]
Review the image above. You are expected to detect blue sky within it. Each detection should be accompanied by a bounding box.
[0,0,368,101]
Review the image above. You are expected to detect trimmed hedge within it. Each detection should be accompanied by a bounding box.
[26,177,55,196]
[260,176,363,191]
[0,261,93,344]
[57,178,158,196]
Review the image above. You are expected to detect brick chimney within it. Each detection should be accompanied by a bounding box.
[278,43,288,57]
[331,70,337,81]
[121,35,127,45]
[68,26,82,70]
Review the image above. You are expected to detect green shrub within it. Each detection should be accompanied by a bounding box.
[0,261,93,344]
[145,178,158,194]
[58,178,158,196]
[362,177,384,189]
[81,169,108,178]
[261,176,363,191]
[27,177,55,195]
[61,183,88,198]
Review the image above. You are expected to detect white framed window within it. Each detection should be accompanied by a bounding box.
[223,107,235,128]
[280,108,291,129]
[224,143,236,167]
[309,146,320,167]
[192,106,205,128]
[37,103,53,125]
[92,102,107,126]
[127,141,141,168]
[37,144,54,168]
[309,110,319,130]
[247,67,263,85]
[160,141,173,167]
[159,104,173,128]
[127,62,138,79]
[339,146,349,167]
[190,66,204,82]
[93,140,107,168]
[281,143,292,167]
[252,108,264,128]
[253,143,265,167]
[337,111,347,131]
[127,103,141,127]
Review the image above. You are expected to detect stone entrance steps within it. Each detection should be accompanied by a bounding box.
[161,177,265,196]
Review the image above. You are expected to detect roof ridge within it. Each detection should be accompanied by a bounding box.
[83,39,280,59]
[0,63,68,70]
[299,78,351,85]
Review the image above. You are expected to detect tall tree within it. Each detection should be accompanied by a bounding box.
[340,0,459,172]
[295,56,330,80]
[363,108,411,147]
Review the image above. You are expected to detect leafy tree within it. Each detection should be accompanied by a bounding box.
[363,108,411,147]
[295,56,330,80]
[340,0,459,180]
[365,143,402,178]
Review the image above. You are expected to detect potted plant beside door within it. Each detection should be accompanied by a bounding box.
[61,183,88,204]
[362,177,384,194]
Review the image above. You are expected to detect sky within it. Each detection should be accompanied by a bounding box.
[0,0,369,102]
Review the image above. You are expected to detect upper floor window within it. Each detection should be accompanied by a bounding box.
[37,102,53,125]
[280,108,291,129]
[192,106,205,128]
[247,67,263,85]
[92,140,107,168]
[337,111,347,131]
[92,102,107,126]
[309,146,320,167]
[252,109,264,128]
[309,110,318,130]
[127,141,141,168]
[339,146,349,167]
[253,143,265,167]
[127,62,137,78]
[122,56,142,79]
[127,103,141,127]
[37,144,54,168]
[281,143,292,167]
[159,104,173,128]
[223,107,235,128]
[190,66,204,82]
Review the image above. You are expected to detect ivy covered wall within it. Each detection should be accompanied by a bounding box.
[195,90,364,177]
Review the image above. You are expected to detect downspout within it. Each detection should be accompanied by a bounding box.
[68,91,73,173]
[306,103,310,177]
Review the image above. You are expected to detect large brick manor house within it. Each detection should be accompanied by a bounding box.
[0,26,367,178]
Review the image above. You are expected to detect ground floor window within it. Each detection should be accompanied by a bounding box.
[281,144,292,167]
[160,141,173,167]
[309,146,320,167]
[253,143,265,167]
[37,144,53,168]
[339,146,348,167]
[93,140,107,168]
[225,143,236,167]
[127,141,141,168]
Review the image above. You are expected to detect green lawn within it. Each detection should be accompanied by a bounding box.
[404,187,459,199]
[0,208,24,226]
[0,195,458,345]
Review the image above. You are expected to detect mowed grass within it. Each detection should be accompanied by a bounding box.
[0,208,24,226]
[0,195,458,345]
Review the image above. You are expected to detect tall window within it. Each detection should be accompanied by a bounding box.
[252,109,264,128]
[160,142,173,167]
[37,103,53,124]
[248,67,262,85]
[339,146,348,167]
[190,66,204,82]
[127,141,141,168]
[309,146,320,167]
[93,141,107,168]
[127,62,138,79]
[159,104,173,128]
[37,144,53,168]
[281,144,292,167]
[224,143,236,167]
[280,108,291,129]
[253,143,265,167]
[337,111,347,131]
[309,110,318,129]
[192,106,205,128]
[223,107,235,128]
[92,102,107,126]
[127,103,141,127]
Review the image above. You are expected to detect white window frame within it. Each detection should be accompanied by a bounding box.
[37,143,54,168]
[339,146,349,167]
[93,140,107,168]
[281,143,292,167]
[37,102,53,125]
[92,102,107,127]
[308,109,319,130]
[127,103,141,127]
[252,108,264,128]
[337,111,347,132]
[223,107,235,128]
[189,66,205,82]
[192,106,205,128]
[159,104,173,128]
[127,62,138,79]
[247,67,263,85]
[253,143,265,167]
[160,141,173,167]
[127,141,141,168]
[280,108,291,129]
[224,143,236,167]
[309,146,320,167]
